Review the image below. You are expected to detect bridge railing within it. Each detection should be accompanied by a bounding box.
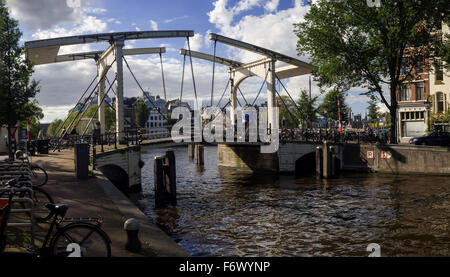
[279,128,390,145]
[49,129,171,153]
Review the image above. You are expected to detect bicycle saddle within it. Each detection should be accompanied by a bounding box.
[45,203,68,217]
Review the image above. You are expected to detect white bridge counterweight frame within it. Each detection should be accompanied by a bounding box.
[25,30,194,141]
[179,49,243,68]
[208,33,313,131]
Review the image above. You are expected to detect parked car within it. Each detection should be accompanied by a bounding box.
[409,132,450,146]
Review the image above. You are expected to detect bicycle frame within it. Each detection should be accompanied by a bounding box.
[37,210,110,257]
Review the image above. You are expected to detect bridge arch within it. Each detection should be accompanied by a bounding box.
[98,164,130,194]
[295,152,316,176]
[94,146,143,194]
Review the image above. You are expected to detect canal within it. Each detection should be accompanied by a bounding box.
[138,145,450,257]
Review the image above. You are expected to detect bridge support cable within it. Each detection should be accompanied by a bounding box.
[210,40,217,107]
[237,87,249,106]
[81,76,117,136]
[159,51,167,101]
[274,88,301,128]
[251,68,270,106]
[222,100,231,110]
[53,60,117,150]
[186,36,199,109]
[236,96,243,107]
[54,73,98,138]
[63,61,115,135]
[276,76,303,115]
[104,76,133,127]
[179,53,187,102]
[215,78,230,108]
[122,56,169,121]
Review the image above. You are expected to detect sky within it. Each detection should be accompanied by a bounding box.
[5,0,383,123]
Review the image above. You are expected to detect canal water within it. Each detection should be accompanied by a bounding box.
[138,145,450,257]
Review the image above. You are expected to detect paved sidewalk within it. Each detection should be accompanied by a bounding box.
[4,149,187,257]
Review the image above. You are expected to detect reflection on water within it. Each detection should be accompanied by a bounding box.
[139,146,450,257]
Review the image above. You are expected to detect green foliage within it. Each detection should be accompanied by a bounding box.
[279,90,319,128]
[135,101,150,128]
[368,96,380,124]
[46,118,64,137]
[1,2,41,156]
[278,95,298,128]
[18,100,44,139]
[295,0,447,142]
[318,89,348,124]
[296,90,318,128]
[430,110,450,126]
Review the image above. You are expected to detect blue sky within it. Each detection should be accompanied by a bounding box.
[6,0,378,123]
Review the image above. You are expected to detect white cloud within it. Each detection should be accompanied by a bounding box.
[187,33,205,51]
[40,105,77,123]
[264,0,280,12]
[6,0,81,30]
[206,0,314,107]
[163,15,189,24]
[149,20,158,31]
[107,18,122,24]
[83,7,107,15]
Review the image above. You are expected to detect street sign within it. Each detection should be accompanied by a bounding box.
[379,118,384,124]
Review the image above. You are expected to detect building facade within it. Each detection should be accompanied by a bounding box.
[146,110,168,135]
[396,54,430,143]
[429,23,450,132]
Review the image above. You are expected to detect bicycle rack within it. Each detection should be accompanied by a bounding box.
[0,188,35,249]
[1,158,39,250]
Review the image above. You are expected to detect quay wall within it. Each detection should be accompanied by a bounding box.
[342,144,450,175]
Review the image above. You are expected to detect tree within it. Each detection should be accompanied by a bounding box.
[295,0,448,143]
[295,89,318,128]
[367,96,380,125]
[318,89,348,127]
[19,100,44,139]
[83,104,116,132]
[47,119,64,137]
[0,1,41,157]
[135,101,150,129]
[278,95,298,128]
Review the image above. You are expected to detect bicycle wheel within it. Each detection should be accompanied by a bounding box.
[32,187,54,223]
[51,223,111,257]
[30,165,48,187]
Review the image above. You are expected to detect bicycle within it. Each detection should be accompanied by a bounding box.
[0,176,54,223]
[1,183,111,257]
[1,155,48,188]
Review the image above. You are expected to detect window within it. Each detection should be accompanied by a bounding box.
[437,92,444,113]
[415,56,424,74]
[436,62,444,83]
[400,84,411,101]
[416,82,424,100]
[400,57,410,75]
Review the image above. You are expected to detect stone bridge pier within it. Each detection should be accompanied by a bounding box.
[94,145,143,194]
[218,142,343,175]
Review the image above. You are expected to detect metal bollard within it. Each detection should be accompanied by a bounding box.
[124,218,142,253]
